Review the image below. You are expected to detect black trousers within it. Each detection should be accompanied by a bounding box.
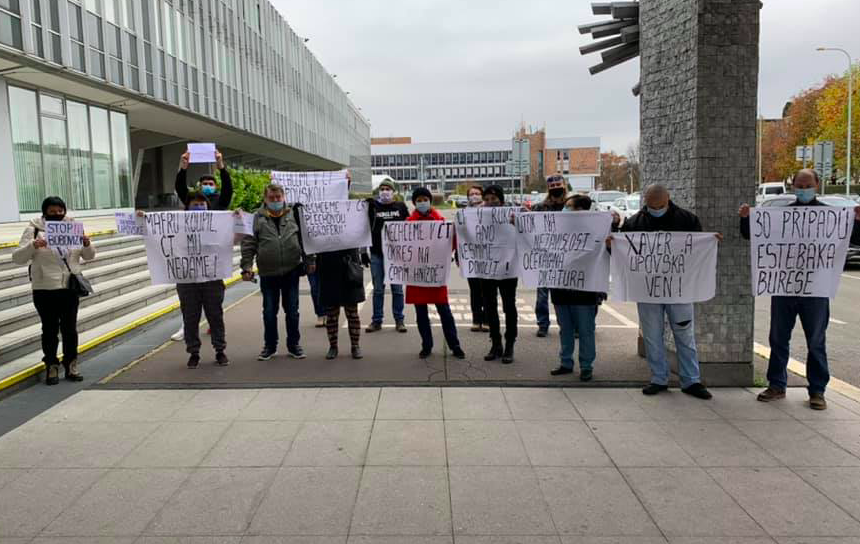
[32,289,80,365]
[467,277,485,325]
[481,278,518,346]
[176,280,226,354]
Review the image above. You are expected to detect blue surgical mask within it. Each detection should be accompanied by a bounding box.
[416,201,431,214]
[647,207,668,218]
[795,188,816,204]
[266,200,285,212]
[189,204,207,211]
[201,185,216,196]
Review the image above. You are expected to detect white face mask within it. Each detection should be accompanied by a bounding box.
[378,190,394,203]
[468,195,483,206]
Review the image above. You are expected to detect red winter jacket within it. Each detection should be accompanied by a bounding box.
[405,208,452,305]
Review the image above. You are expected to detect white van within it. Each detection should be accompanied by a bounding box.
[756,182,786,204]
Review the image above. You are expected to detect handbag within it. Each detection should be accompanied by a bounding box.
[344,253,364,286]
[61,254,94,297]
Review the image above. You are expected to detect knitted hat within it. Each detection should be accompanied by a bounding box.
[378,179,396,191]
[483,184,505,204]
[411,187,433,203]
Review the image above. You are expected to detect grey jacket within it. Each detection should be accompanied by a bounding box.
[240,205,315,277]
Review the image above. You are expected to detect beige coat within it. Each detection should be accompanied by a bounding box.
[11,217,96,291]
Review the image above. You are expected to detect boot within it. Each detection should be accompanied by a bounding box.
[45,363,60,386]
[484,344,503,361]
[63,359,83,382]
[501,340,515,365]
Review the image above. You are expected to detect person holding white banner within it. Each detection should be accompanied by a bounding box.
[13,197,94,385]
[740,169,860,410]
[365,179,409,333]
[615,184,713,400]
[531,175,569,337]
[464,184,487,332]
[407,188,466,360]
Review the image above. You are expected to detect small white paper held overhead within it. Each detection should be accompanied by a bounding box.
[517,211,612,291]
[300,200,372,254]
[455,207,519,280]
[270,169,349,204]
[610,231,719,304]
[142,211,235,285]
[750,206,854,298]
[187,142,217,164]
[382,220,453,287]
[115,212,146,236]
[45,221,85,252]
[233,210,255,236]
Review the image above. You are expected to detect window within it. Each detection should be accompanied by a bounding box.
[67,1,85,70]
[127,32,139,90]
[67,101,93,209]
[107,23,123,85]
[89,106,114,208]
[0,0,22,49]
[8,86,42,212]
[87,11,105,78]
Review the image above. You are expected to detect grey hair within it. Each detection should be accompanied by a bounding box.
[264,183,285,196]
[643,183,668,197]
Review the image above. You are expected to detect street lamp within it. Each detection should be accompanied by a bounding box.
[817,47,854,196]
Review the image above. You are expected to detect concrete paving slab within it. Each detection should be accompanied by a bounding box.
[449,466,556,536]
[376,387,443,420]
[119,421,232,468]
[771,389,860,421]
[348,538,449,544]
[145,468,276,536]
[629,391,722,421]
[563,389,652,421]
[775,538,860,543]
[731,421,860,467]
[237,389,320,421]
[515,421,613,467]
[282,421,373,467]
[445,420,530,466]
[560,538,668,544]
[707,467,860,537]
[366,420,446,466]
[201,421,302,467]
[589,421,696,468]
[247,467,361,536]
[657,421,781,468]
[704,390,794,421]
[461,538,561,544]
[667,539,776,544]
[100,390,199,422]
[808,421,860,458]
[170,390,260,421]
[244,538,345,544]
[622,468,765,537]
[442,388,511,420]
[502,388,582,420]
[535,467,660,536]
[349,466,451,535]
[31,538,137,543]
[790,468,860,524]
[137,537,243,543]
[308,388,380,420]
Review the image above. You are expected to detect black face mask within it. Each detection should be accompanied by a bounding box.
[45,214,65,222]
[548,188,564,199]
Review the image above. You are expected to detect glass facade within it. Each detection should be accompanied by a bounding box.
[7,85,131,213]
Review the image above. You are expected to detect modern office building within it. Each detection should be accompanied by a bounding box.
[371,131,600,195]
[0,0,370,222]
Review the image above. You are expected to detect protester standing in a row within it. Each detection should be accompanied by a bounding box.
[465,184,487,332]
[408,188,466,359]
[365,178,409,334]
[172,149,233,342]
[480,185,518,364]
[241,184,313,361]
[531,175,568,337]
[739,168,860,410]
[14,197,94,385]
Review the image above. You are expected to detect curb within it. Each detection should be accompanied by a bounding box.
[0,229,119,249]
[753,342,860,404]
[0,271,246,393]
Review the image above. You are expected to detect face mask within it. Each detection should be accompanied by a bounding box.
[548,188,565,199]
[201,185,216,196]
[45,214,65,222]
[647,207,668,218]
[189,204,207,211]
[378,190,394,204]
[564,207,576,213]
[416,201,431,214]
[468,195,483,206]
[266,200,285,212]
[795,188,816,204]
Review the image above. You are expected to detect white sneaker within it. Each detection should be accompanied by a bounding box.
[171,327,184,341]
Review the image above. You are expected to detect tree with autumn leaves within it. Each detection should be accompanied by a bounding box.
[762,66,859,185]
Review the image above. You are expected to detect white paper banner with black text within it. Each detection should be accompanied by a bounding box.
[143,211,235,285]
[455,207,519,280]
[45,221,85,252]
[300,200,372,254]
[610,231,718,303]
[115,212,145,236]
[382,221,453,287]
[750,206,854,298]
[270,170,349,204]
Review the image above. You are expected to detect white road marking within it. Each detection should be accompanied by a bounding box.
[600,303,639,329]
[830,318,847,325]
[842,273,860,280]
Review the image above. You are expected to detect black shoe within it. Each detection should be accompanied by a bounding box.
[257,347,276,361]
[580,369,593,382]
[536,328,548,338]
[419,349,431,359]
[501,342,514,364]
[63,360,84,382]
[550,366,573,376]
[642,383,669,396]
[451,347,466,359]
[395,321,408,333]
[351,347,363,359]
[45,363,60,385]
[215,351,229,366]
[326,347,338,360]
[682,383,712,400]
[287,346,306,359]
[484,345,502,361]
[365,322,382,333]
[187,353,200,369]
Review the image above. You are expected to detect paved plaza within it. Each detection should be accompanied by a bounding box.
[2,386,860,543]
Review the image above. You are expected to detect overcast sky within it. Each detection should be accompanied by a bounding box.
[273,0,859,154]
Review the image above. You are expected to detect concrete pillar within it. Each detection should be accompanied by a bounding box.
[0,78,23,222]
[639,0,761,385]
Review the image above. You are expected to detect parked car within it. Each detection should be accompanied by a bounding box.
[609,194,641,222]
[759,194,859,267]
[755,182,786,204]
[588,191,628,211]
[447,195,468,208]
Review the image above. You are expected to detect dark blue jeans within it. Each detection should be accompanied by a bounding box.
[768,296,830,394]
[260,268,302,351]
[415,304,461,352]
[535,287,551,330]
[306,271,325,318]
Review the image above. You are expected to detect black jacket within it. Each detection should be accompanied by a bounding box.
[621,201,703,233]
[175,168,233,210]
[316,249,366,308]
[367,199,409,255]
[740,198,860,244]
